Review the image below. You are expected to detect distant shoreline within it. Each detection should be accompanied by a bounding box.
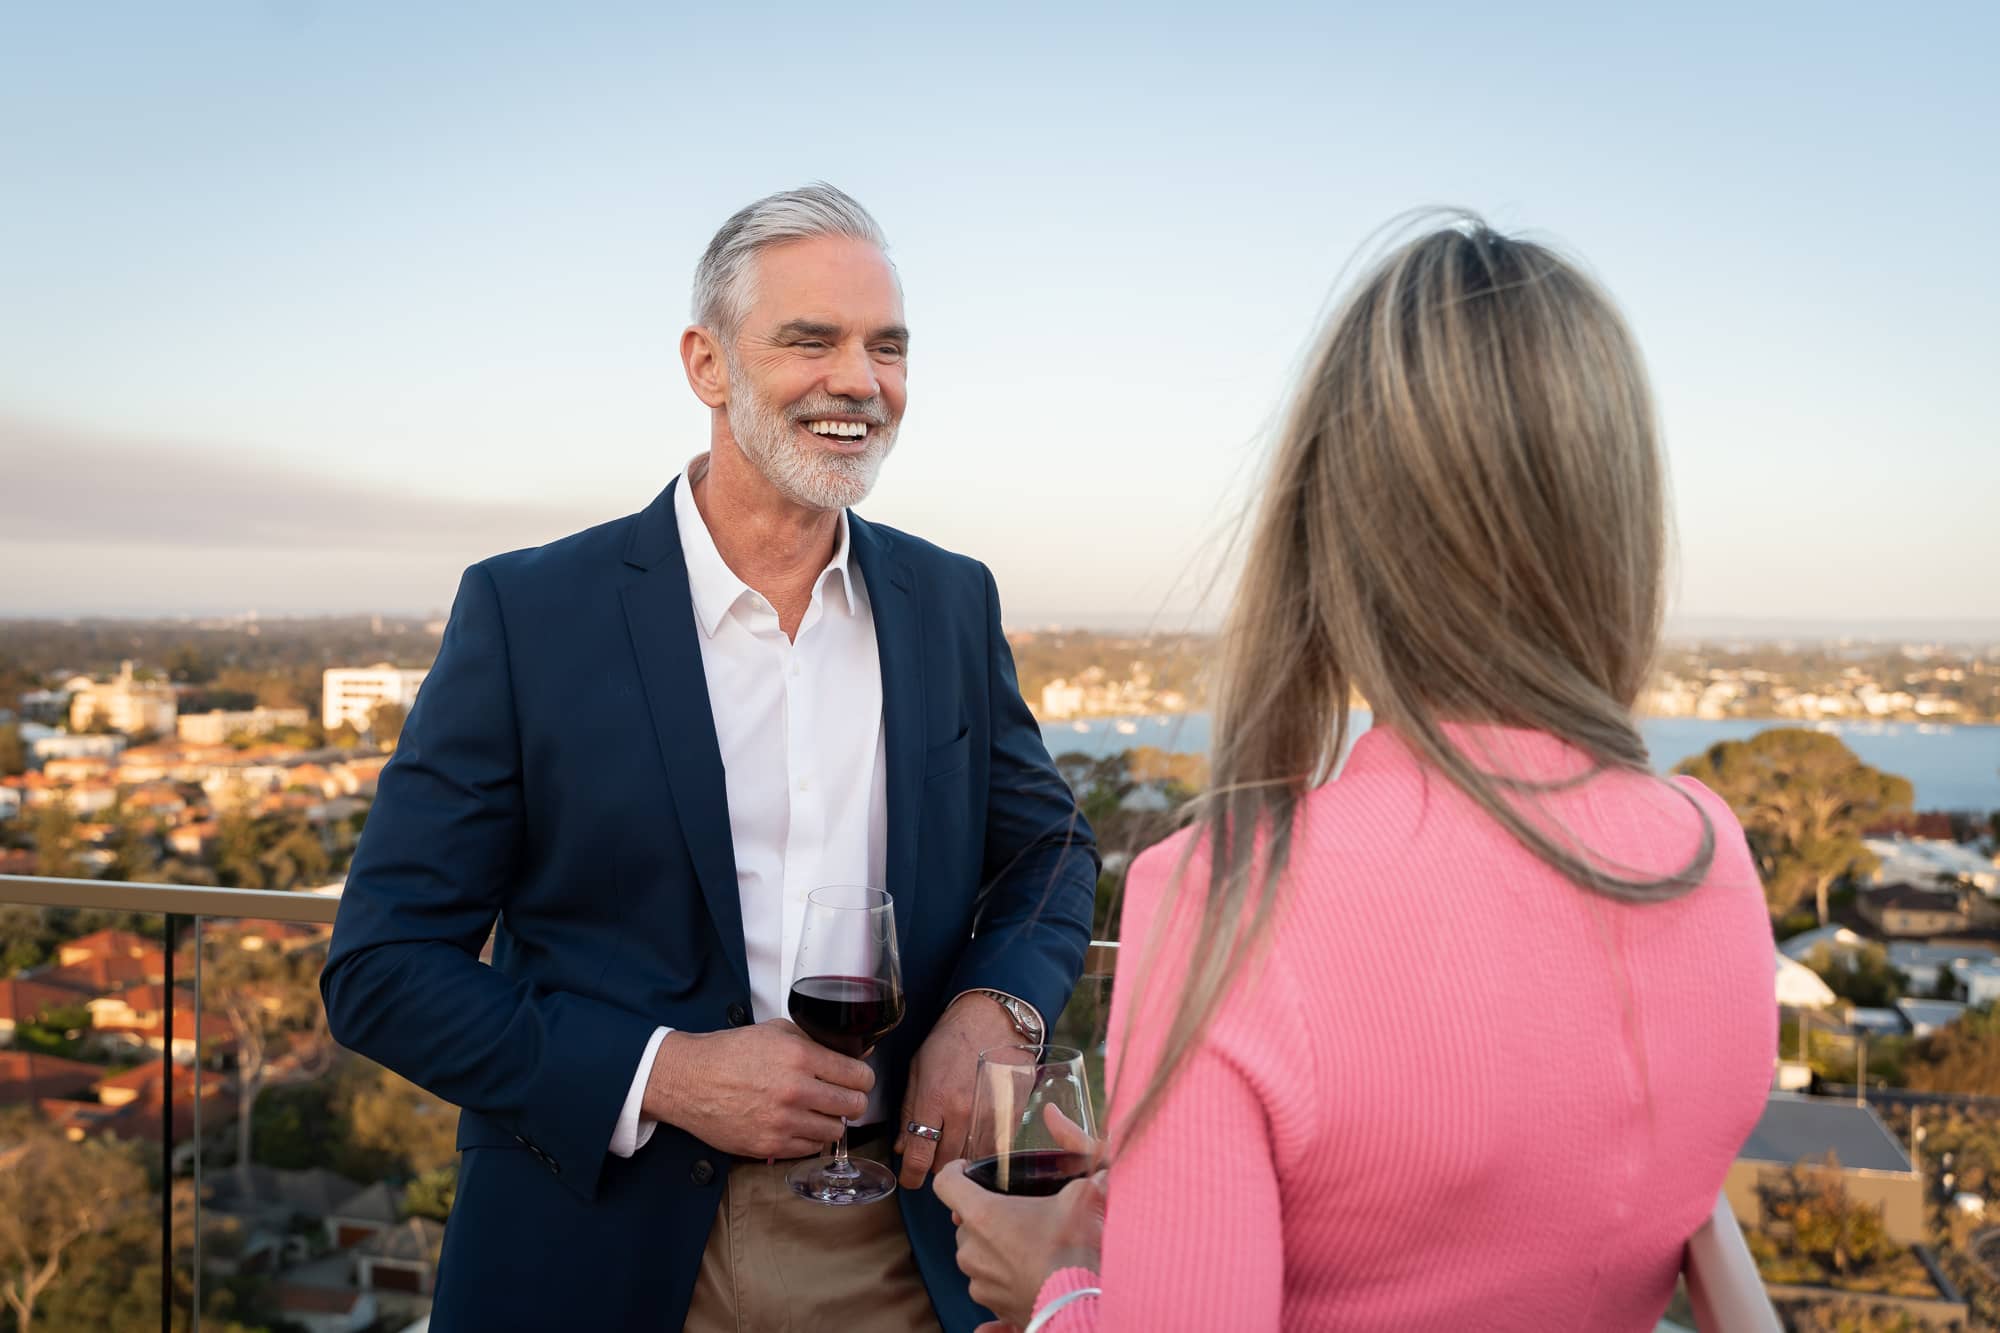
[1032,709,2000,727]
[1040,712,2000,811]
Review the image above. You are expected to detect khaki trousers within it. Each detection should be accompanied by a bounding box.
[682,1129,941,1333]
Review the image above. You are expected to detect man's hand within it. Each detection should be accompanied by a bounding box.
[643,1019,873,1160]
[894,993,1024,1188]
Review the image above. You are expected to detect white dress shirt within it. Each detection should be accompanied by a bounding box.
[611,460,890,1155]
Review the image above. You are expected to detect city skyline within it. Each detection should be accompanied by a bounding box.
[3,3,1995,625]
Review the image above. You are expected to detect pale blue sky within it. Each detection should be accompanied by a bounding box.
[2,2,1994,626]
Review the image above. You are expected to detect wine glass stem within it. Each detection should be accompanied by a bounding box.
[830,1118,855,1175]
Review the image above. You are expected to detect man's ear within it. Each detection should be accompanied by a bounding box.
[681,326,729,409]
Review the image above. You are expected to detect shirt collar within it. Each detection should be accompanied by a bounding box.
[672,455,858,639]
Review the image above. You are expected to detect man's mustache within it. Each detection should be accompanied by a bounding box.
[788,396,891,427]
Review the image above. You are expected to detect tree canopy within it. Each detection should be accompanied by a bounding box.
[1675,728,1913,924]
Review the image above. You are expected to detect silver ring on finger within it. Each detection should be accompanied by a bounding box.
[907,1121,943,1143]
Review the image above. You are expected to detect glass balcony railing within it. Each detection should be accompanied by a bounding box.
[0,872,1119,1333]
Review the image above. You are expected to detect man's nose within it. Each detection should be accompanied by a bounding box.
[823,341,879,402]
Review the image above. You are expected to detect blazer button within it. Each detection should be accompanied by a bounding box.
[691,1159,716,1186]
[726,1003,749,1027]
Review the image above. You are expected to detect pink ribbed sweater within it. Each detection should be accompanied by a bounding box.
[1034,724,1776,1332]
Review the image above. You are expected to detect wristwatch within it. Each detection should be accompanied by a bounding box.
[974,989,1045,1047]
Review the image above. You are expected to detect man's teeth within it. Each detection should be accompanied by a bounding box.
[804,420,869,438]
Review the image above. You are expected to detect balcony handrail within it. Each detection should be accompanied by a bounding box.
[0,873,1123,969]
[0,872,341,923]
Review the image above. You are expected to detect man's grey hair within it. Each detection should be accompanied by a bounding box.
[690,183,890,338]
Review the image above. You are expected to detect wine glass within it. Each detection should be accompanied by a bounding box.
[961,1044,1097,1196]
[786,885,905,1205]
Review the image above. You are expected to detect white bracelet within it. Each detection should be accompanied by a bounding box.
[1023,1285,1102,1333]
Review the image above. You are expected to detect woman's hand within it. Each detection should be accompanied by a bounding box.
[933,1105,1107,1329]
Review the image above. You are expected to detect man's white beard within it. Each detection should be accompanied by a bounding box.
[726,365,899,512]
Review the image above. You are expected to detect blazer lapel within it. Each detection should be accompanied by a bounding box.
[618,479,751,1000]
[850,514,923,947]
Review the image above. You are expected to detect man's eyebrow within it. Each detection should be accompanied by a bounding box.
[869,325,911,345]
[771,319,842,340]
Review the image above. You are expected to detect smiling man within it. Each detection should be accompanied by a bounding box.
[320,184,1098,1332]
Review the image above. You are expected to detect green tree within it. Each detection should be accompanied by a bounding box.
[212,809,263,890]
[369,700,406,747]
[201,933,332,1199]
[30,802,82,880]
[258,823,328,892]
[249,1081,341,1171]
[1675,729,1914,925]
[104,810,160,883]
[0,723,25,777]
[1905,1004,2000,1097]
[1746,1156,1911,1284]
[401,1165,457,1221]
[13,1002,94,1059]
[1805,944,1907,1009]
[0,1117,148,1333]
[0,906,58,975]
[163,642,217,685]
[345,1063,458,1179]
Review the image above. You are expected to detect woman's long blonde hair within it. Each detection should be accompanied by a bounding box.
[1112,213,1714,1154]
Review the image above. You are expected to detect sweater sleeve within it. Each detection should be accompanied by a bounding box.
[1027,834,1290,1331]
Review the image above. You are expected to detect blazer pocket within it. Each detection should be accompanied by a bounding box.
[922,727,972,782]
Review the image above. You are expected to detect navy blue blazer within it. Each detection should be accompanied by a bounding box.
[320,479,1099,1331]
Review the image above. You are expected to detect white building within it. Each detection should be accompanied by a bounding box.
[27,731,126,766]
[68,661,177,737]
[1865,836,1999,895]
[1952,958,2000,1008]
[1775,952,1838,1010]
[178,707,310,745]
[322,666,429,732]
[1895,999,1968,1039]
[1886,941,1997,994]
[1778,925,1868,965]
[1039,679,1086,720]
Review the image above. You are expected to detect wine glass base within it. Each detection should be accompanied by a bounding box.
[787,1155,898,1206]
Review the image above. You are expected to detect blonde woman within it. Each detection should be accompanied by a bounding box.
[935,218,1777,1331]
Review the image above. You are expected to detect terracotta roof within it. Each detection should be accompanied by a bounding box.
[0,978,85,1023]
[97,1007,200,1043]
[0,1051,103,1105]
[40,952,164,993]
[96,982,185,1013]
[61,928,157,961]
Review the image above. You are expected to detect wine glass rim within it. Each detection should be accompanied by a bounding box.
[804,884,893,910]
[977,1042,1085,1064]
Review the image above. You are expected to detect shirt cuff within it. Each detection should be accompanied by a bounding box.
[1033,1267,1102,1327]
[610,1026,670,1158]
[949,989,1047,1045]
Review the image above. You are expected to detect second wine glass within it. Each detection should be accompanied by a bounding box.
[786,884,904,1205]
[961,1043,1097,1196]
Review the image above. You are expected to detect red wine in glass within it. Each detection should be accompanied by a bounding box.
[963,1044,1097,1198]
[963,1149,1091,1197]
[787,975,904,1060]
[786,885,904,1206]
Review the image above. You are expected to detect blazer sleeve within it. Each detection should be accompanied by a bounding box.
[944,564,1100,1028]
[319,563,660,1203]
